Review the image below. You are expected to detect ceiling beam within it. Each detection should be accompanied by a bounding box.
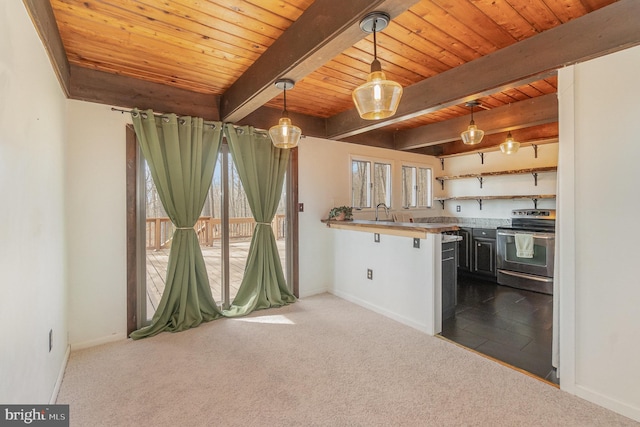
[69,66,220,120]
[23,0,71,97]
[234,106,327,139]
[409,123,559,157]
[220,0,420,123]
[394,93,558,150]
[327,0,640,139]
[341,130,397,150]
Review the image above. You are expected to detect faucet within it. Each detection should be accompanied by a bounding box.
[375,203,389,221]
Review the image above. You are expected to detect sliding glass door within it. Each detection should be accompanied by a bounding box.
[139,142,290,322]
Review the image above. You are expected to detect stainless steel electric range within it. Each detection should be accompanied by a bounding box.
[496,209,556,295]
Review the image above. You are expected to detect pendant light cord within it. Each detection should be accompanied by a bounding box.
[281,85,289,119]
[283,86,287,114]
[373,20,378,61]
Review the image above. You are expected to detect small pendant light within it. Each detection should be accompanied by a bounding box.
[461,100,485,145]
[269,78,301,149]
[500,131,520,154]
[352,12,403,120]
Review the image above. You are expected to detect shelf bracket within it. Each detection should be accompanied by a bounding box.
[476,199,483,210]
[437,178,444,190]
[532,172,538,186]
[478,152,485,164]
[440,158,445,170]
[532,198,539,209]
[532,144,539,159]
[438,200,445,209]
[477,177,484,189]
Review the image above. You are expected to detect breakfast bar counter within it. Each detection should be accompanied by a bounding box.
[321,219,459,238]
[323,219,457,336]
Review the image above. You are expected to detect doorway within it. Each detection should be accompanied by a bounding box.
[126,126,297,331]
[441,275,558,384]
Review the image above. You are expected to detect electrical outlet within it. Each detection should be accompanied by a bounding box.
[367,269,373,280]
[49,329,53,352]
[456,205,461,212]
[374,233,380,243]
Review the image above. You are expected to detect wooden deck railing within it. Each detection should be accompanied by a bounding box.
[145,215,286,250]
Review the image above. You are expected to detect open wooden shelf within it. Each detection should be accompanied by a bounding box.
[435,166,557,189]
[433,194,556,210]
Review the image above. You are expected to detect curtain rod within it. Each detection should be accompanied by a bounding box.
[110,107,274,135]
[111,107,164,117]
[110,107,222,126]
[111,107,222,123]
[110,107,222,124]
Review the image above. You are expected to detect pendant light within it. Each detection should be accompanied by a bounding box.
[500,131,520,154]
[460,100,485,145]
[269,78,301,149]
[352,12,403,120]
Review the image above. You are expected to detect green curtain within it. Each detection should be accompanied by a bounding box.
[223,124,296,316]
[130,109,223,339]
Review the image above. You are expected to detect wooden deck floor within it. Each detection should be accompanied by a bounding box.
[145,239,286,319]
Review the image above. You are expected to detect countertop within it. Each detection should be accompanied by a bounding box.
[442,234,463,243]
[321,219,459,237]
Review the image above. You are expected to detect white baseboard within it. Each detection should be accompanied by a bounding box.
[329,290,431,335]
[50,345,70,404]
[575,384,640,422]
[70,332,127,351]
[298,286,329,299]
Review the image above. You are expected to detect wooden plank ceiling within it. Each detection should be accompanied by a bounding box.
[26,0,640,155]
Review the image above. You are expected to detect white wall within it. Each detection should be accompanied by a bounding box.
[297,137,439,297]
[558,46,640,421]
[331,230,441,335]
[0,3,68,403]
[65,101,130,348]
[434,143,558,218]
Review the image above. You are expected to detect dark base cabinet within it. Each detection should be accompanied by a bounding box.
[442,241,458,321]
[457,227,472,271]
[473,228,496,277]
[457,227,497,280]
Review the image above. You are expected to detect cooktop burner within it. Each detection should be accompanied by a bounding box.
[500,209,556,232]
[498,224,555,233]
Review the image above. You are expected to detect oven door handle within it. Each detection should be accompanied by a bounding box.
[498,269,553,283]
[497,231,554,239]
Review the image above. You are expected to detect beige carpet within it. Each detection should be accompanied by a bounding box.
[57,293,637,426]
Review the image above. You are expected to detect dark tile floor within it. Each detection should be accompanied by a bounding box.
[441,274,559,384]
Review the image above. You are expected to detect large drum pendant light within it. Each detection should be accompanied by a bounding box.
[461,100,485,145]
[352,12,403,120]
[269,78,301,149]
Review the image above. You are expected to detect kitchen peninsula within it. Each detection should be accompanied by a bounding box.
[323,219,459,336]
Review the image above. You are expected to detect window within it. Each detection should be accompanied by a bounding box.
[351,158,391,209]
[373,162,391,206]
[351,159,371,209]
[402,164,432,208]
[417,167,433,208]
[402,166,417,208]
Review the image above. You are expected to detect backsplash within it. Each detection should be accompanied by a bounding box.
[415,216,511,229]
